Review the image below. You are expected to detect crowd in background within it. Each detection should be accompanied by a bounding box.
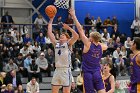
[0,11,140,93]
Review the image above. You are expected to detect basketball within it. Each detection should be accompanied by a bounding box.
[45,5,57,18]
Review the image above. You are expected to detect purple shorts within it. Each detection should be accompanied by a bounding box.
[83,70,105,93]
[130,83,140,93]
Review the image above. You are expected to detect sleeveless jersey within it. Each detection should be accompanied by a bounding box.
[104,75,112,92]
[130,53,140,84]
[82,43,102,72]
[55,42,71,68]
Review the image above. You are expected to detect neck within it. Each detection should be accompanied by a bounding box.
[104,72,110,76]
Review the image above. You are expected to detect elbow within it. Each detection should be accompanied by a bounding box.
[75,34,79,40]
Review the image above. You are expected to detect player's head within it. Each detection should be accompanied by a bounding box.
[60,32,70,42]
[130,37,140,51]
[89,32,101,43]
[103,63,112,73]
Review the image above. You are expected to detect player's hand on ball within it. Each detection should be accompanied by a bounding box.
[62,23,70,30]
[69,8,75,16]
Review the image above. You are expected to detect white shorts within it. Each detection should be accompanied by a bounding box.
[51,68,72,87]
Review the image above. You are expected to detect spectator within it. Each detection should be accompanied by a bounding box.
[36,52,50,77]
[115,54,125,76]
[65,14,73,24]
[113,47,123,61]
[1,11,14,30]
[91,16,96,26]
[131,17,140,38]
[111,24,120,38]
[26,42,34,54]
[120,33,127,44]
[101,28,110,45]
[24,54,32,76]
[26,77,39,93]
[70,82,82,93]
[45,35,53,50]
[101,55,112,65]
[121,46,127,60]
[20,45,29,57]
[15,85,25,93]
[27,59,41,82]
[84,13,92,25]
[32,41,41,55]
[107,38,115,54]
[1,85,6,93]
[114,37,122,48]
[36,32,46,49]
[124,37,132,57]
[76,72,83,92]
[111,16,118,25]
[2,84,14,93]
[4,70,22,88]
[96,16,102,32]
[5,58,18,73]
[89,27,97,33]
[0,72,6,92]
[23,34,32,44]
[103,17,112,26]
[45,49,54,75]
[34,14,47,25]
[14,53,25,77]
[13,31,23,48]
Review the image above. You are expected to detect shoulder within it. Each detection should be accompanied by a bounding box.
[109,75,115,82]
[136,53,140,66]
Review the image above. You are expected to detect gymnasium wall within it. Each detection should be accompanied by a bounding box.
[75,0,135,36]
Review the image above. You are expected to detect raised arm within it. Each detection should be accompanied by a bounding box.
[69,8,90,46]
[47,18,56,46]
[62,23,79,46]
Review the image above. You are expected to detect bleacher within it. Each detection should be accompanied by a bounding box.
[21,71,80,93]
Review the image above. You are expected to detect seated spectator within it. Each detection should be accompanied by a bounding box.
[27,59,42,82]
[111,24,120,38]
[115,54,126,76]
[13,31,23,48]
[45,35,53,50]
[0,72,6,92]
[107,38,115,54]
[23,33,32,44]
[71,82,82,93]
[14,53,25,77]
[65,14,73,24]
[113,47,123,62]
[1,84,6,93]
[120,33,126,44]
[76,72,83,92]
[24,53,32,76]
[14,85,25,93]
[111,16,118,25]
[121,46,127,60]
[101,28,110,45]
[26,77,39,93]
[36,32,46,49]
[20,45,29,57]
[103,17,112,26]
[1,46,10,63]
[2,84,14,93]
[124,37,132,57]
[89,27,97,34]
[3,32,15,48]
[36,52,50,77]
[32,41,41,56]
[4,70,22,88]
[5,58,18,73]
[45,49,55,74]
[114,37,122,48]
[101,55,112,65]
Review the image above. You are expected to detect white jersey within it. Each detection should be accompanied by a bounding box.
[55,42,71,68]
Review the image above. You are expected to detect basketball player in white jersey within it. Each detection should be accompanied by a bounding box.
[47,17,79,93]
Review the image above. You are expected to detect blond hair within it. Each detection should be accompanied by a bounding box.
[90,32,101,42]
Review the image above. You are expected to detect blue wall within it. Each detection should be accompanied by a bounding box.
[75,0,135,36]
[32,0,135,36]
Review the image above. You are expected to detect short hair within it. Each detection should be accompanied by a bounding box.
[61,32,70,39]
[134,37,140,50]
[105,63,112,69]
[90,32,101,42]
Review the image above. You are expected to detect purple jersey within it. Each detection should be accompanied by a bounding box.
[104,75,112,92]
[82,43,102,72]
[130,53,140,84]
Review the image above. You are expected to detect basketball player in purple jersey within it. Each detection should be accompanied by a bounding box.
[69,9,107,93]
[130,37,140,93]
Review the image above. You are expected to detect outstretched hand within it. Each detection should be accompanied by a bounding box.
[49,17,54,23]
[69,8,75,17]
[62,23,70,30]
